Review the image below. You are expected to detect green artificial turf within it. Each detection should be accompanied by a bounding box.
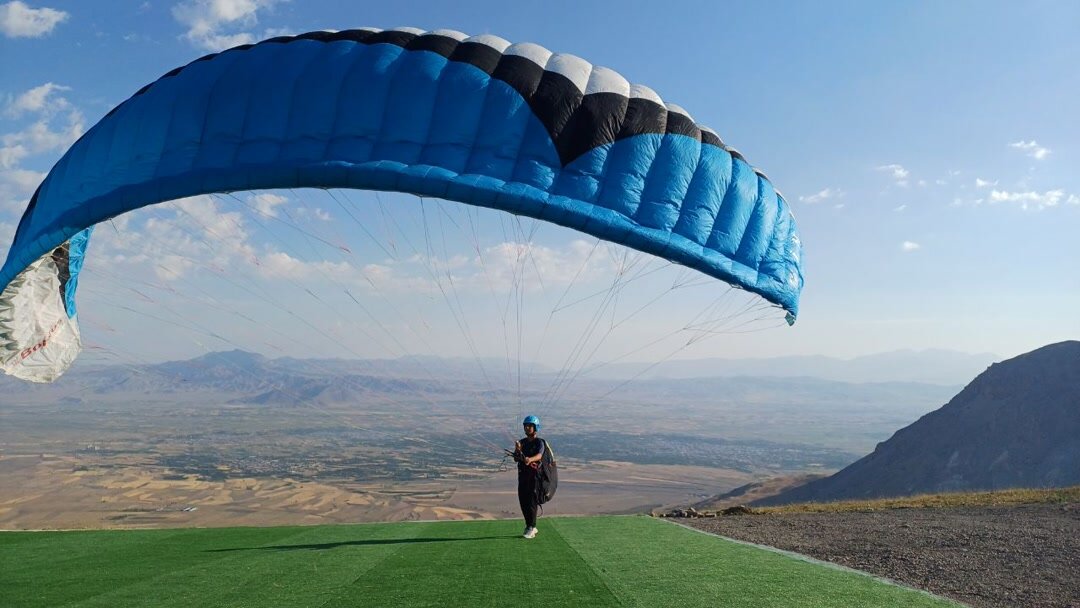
[1,516,961,607]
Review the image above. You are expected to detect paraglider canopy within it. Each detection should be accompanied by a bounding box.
[0,27,803,383]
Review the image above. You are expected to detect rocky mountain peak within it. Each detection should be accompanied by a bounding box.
[757,341,1080,505]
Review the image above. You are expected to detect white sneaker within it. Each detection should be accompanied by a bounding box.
[523,527,537,539]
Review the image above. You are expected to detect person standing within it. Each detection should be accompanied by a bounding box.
[513,415,545,539]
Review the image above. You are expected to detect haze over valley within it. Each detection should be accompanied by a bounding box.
[0,349,970,528]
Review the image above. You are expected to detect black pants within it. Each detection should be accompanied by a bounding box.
[517,471,538,528]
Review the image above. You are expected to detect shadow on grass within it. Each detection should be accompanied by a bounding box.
[208,536,518,552]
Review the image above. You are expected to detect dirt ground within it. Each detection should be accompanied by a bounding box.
[681,502,1080,608]
[0,454,750,529]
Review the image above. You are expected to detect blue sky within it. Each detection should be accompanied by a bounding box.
[1,0,1077,370]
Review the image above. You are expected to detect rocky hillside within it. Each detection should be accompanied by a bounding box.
[757,341,1080,505]
[684,498,1080,608]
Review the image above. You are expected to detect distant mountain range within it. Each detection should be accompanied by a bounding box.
[756,341,1080,505]
[0,347,997,395]
[0,347,1000,397]
[0,347,992,465]
[0,346,968,434]
[0,348,980,406]
[0,349,483,404]
[592,349,1001,385]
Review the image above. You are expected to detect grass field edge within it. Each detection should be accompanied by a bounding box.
[661,518,970,608]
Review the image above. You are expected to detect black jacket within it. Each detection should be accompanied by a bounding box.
[516,436,545,474]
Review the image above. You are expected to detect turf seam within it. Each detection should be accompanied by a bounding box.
[21,529,234,608]
[311,521,434,608]
[662,519,970,608]
[58,527,317,608]
[547,520,627,607]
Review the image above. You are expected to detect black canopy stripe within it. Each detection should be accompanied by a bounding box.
[105,29,775,184]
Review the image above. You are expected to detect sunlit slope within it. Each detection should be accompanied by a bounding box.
[1,516,959,607]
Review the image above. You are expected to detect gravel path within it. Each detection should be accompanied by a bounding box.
[681,503,1080,608]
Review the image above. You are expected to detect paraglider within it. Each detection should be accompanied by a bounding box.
[0,27,803,383]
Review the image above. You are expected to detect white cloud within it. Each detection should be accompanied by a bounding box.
[200,30,253,49]
[250,192,287,217]
[481,240,617,288]
[254,250,353,280]
[0,143,27,169]
[291,207,332,223]
[168,195,252,250]
[351,239,622,296]
[262,26,294,38]
[894,204,907,212]
[93,195,257,280]
[94,195,363,284]
[974,178,997,189]
[295,206,332,221]
[989,189,1069,210]
[876,164,909,187]
[0,167,45,212]
[0,83,82,215]
[4,82,71,117]
[0,220,14,260]
[13,188,626,337]
[154,254,198,281]
[901,241,920,252]
[172,0,282,51]
[0,167,41,192]
[798,187,840,205]
[1,82,83,172]
[357,261,435,293]
[1,110,84,167]
[0,1,68,38]
[1009,140,1050,160]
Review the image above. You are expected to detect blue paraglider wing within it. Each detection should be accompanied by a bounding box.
[0,27,803,382]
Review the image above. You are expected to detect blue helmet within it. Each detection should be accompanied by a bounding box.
[523,415,540,432]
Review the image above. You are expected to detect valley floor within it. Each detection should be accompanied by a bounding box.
[682,502,1080,608]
